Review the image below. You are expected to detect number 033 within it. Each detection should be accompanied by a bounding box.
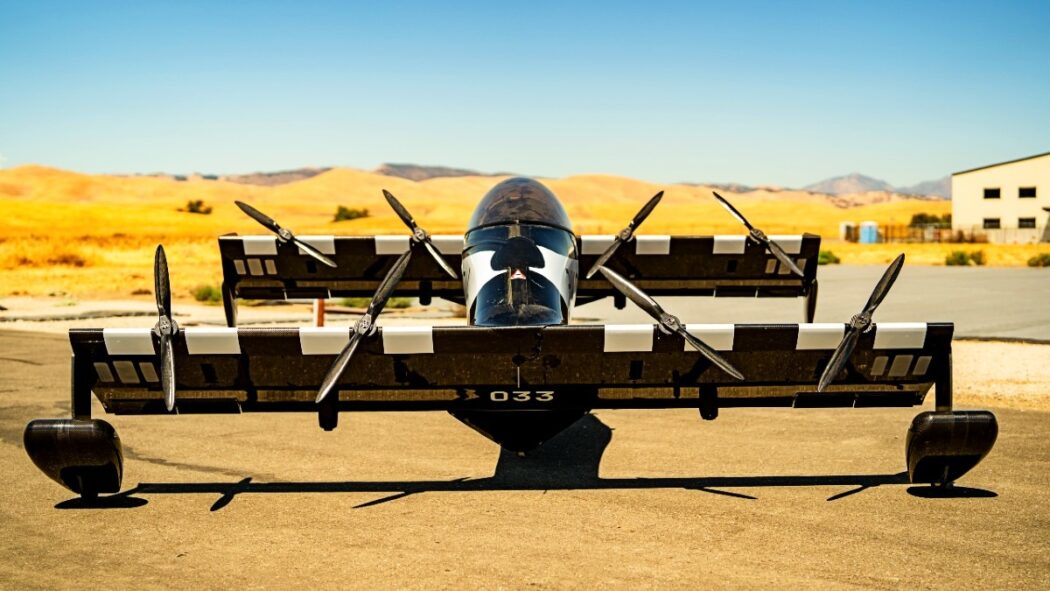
[488,390,555,402]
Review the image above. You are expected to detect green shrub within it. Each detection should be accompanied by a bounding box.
[945,251,986,266]
[334,206,369,222]
[909,212,951,227]
[191,284,222,303]
[181,199,213,214]
[339,297,412,308]
[1028,253,1050,267]
[817,250,840,265]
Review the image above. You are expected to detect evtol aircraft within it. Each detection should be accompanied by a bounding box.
[25,177,997,499]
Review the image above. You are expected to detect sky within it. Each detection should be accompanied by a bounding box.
[1,1,1049,188]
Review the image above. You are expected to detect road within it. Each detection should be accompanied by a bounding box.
[2,329,1049,589]
[576,265,1050,341]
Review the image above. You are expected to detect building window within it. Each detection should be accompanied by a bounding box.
[1019,217,1037,229]
[983,218,1001,229]
[1019,187,1037,198]
[983,188,1000,199]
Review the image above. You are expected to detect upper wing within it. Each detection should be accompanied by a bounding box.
[577,233,820,302]
[72,321,948,415]
[219,232,820,303]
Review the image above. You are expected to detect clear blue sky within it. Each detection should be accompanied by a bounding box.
[2,1,1048,187]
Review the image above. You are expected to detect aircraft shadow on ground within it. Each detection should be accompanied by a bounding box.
[54,414,996,511]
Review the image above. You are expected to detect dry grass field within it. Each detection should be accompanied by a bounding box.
[1,165,1047,299]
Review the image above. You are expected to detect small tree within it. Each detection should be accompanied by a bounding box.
[334,206,369,222]
[180,199,213,214]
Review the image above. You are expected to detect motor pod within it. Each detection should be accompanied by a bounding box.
[24,419,124,497]
[906,410,998,485]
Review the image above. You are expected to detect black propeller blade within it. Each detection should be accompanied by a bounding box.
[383,189,458,279]
[585,191,663,279]
[816,253,906,392]
[598,266,745,381]
[316,246,415,403]
[234,200,337,268]
[711,191,804,277]
[152,245,178,412]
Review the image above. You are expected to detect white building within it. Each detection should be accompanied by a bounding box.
[951,150,1050,243]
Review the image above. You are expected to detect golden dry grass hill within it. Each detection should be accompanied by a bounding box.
[0,165,1045,299]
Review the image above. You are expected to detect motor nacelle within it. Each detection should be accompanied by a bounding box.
[906,410,998,485]
[24,419,124,497]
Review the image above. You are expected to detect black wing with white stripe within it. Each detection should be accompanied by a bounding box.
[218,232,820,304]
[71,321,949,415]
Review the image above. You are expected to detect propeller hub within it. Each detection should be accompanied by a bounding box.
[849,312,872,331]
[749,228,768,243]
[616,227,634,242]
[277,228,293,242]
[153,316,177,337]
[412,227,428,243]
[659,313,683,334]
[354,314,375,336]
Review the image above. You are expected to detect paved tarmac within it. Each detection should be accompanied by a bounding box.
[2,329,1049,589]
[577,265,1050,341]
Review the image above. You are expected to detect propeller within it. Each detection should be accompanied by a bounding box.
[234,200,337,268]
[383,189,458,279]
[152,245,178,412]
[598,266,745,381]
[585,191,663,279]
[316,246,415,403]
[711,191,804,277]
[816,254,906,392]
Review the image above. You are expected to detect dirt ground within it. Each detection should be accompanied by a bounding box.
[1,329,1049,589]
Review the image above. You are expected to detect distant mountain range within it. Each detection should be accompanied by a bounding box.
[184,163,952,198]
[803,172,950,199]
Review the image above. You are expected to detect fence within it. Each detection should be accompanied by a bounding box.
[843,224,1048,244]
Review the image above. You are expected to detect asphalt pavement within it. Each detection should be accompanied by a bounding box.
[1,329,1049,589]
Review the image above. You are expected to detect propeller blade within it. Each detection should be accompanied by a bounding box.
[585,191,664,279]
[598,265,664,318]
[383,189,417,232]
[599,266,744,380]
[160,332,176,411]
[422,238,458,279]
[712,191,803,278]
[816,328,860,393]
[369,248,414,316]
[316,331,363,404]
[315,248,415,403]
[291,236,337,268]
[862,253,905,315]
[815,254,906,392]
[765,236,805,277]
[678,327,746,381]
[711,191,754,231]
[235,200,282,234]
[154,245,171,319]
[382,189,457,279]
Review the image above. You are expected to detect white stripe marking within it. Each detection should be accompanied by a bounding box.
[103,328,155,355]
[299,327,351,355]
[873,323,927,349]
[382,326,434,354]
[375,236,410,255]
[796,323,845,350]
[581,235,615,255]
[684,324,734,351]
[296,235,336,255]
[431,235,464,255]
[635,235,671,255]
[713,235,747,254]
[184,328,241,354]
[604,324,654,352]
[242,236,278,256]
